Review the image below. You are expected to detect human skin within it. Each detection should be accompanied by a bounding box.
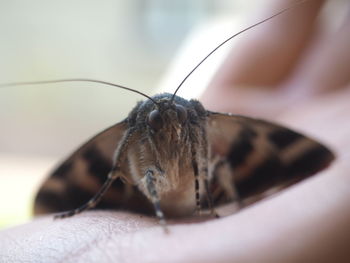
[1,0,350,262]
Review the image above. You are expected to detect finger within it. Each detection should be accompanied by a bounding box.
[201,0,325,113]
[283,2,350,96]
[206,0,325,89]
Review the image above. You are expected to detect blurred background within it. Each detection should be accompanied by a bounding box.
[0,0,258,229]
[0,0,344,229]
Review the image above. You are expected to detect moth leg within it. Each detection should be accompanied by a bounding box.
[199,126,219,217]
[203,176,220,218]
[191,157,202,216]
[201,152,219,217]
[54,168,121,219]
[144,169,168,232]
[54,129,134,219]
[203,163,220,217]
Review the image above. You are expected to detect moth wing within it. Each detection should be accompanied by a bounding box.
[207,112,335,204]
[34,120,151,215]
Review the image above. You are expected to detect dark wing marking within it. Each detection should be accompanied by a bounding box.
[207,112,335,205]
[34,120,152,215]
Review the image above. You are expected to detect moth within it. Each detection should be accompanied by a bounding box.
[35,89,334,223]
[3,0,335,226]
[33,90,334,225]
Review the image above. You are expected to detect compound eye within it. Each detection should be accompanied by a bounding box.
[148,109,163,130]
[175,104,187,124]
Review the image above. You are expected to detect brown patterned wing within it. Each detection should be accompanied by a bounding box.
[34,120,152,215]
[207,112,335,205]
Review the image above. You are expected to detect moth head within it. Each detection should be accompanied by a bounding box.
[147,103,187,131]
[142,95,189,134]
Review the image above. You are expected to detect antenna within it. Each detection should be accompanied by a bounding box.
[0,78,159,105]
[170,0,308,102]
